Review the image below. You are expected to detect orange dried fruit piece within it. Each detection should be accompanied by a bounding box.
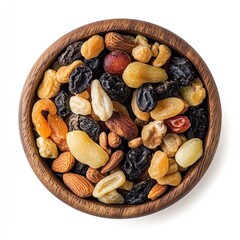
[32,99,57,138]
[47,114,68,140]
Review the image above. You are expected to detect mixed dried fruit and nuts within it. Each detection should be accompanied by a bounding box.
[32,31,208,205]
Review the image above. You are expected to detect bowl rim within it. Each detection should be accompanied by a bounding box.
[19,18,222,218]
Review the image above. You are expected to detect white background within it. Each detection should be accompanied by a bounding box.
[0,0,239,239]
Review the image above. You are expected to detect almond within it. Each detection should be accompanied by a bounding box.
[86,167,105,184]
[52,151,75,173]
[147,183,168,200]
[99,132,112,155]
[108,132,122,148]
[63,173,94,198]
[101,150,124,174]
[128,137,143,149]
[105,32,137,53]
[105,112,138,140]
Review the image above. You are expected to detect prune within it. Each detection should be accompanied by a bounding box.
[154,79,179,100]
[58,41,83,65]
[136,84,158,112]
[122,146,152,181]
[69,66,93,94]
[124,179,154,204]
[54,90,70,118]
[68,114,100,142]
[169,57,196,86]
[99,73,131,102]
[185,108,208,140]
[71,161,88,176]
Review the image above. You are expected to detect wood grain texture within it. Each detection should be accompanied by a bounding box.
[19,19,221,218]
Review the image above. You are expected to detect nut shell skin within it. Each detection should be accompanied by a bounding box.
[103,50,131,75]
[105,112,138,140]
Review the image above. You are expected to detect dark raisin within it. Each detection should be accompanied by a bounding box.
[154,79,179,100]
[122,146,152,181]
[99,73,131,102]
[68,113,80,131]
[84,50,107,78]
[185,107,208,140]
[124,179,154,204]
[58,41,83,65]
[54,90,70,118]
[169,57,196,86]
[55,172,63,180]
[83,57,103,73]
[68,114,100,142]
[136,84,158,112]
[78,116,100,142]
[71,161,88,176]
[69,66,93,94]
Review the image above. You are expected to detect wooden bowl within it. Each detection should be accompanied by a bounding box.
[19,19,221,218]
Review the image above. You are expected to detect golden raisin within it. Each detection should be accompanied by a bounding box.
[148,151,169,180]
[81,35,104,60]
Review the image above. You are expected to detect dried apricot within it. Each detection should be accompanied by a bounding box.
[32,99,57,138]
